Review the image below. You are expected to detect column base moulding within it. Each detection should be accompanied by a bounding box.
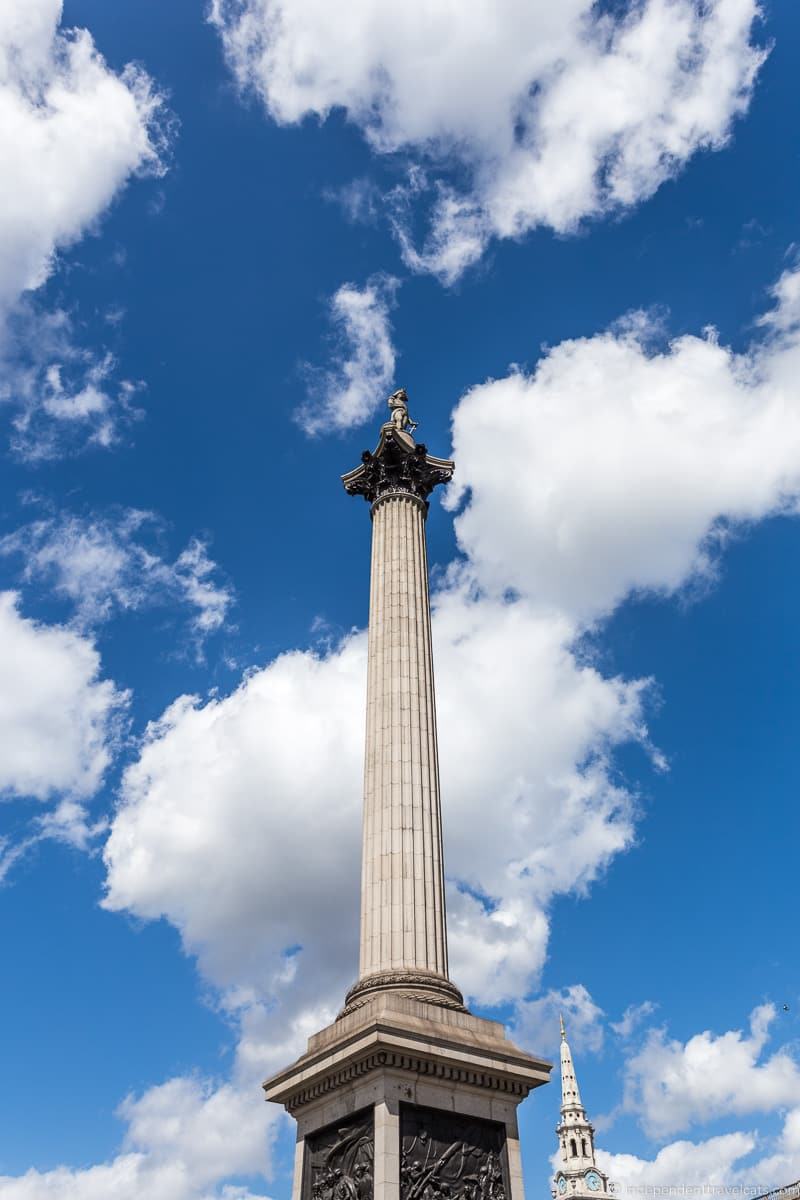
[341,971,466,1018]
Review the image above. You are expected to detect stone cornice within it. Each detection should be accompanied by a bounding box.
[278,1046,533,1114]
[263,997,552,1117]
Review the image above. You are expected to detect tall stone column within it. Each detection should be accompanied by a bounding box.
[362,492,447,978]
[264,391,551,1200]
[340,412,463,1014]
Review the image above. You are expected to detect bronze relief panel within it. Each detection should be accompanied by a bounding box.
[302,1107,374,1200]
[400,1104,509,1200]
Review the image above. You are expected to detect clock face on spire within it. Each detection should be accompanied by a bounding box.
[585,1172,602,1192]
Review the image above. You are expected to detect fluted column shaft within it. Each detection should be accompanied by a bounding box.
[359,491,448,980]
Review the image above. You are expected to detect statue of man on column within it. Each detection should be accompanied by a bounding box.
[387,387,418,434]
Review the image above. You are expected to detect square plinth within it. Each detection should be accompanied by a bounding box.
[264,994,552,1200]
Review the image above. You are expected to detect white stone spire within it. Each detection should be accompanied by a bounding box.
[560,1013,584,1110]
[552,1018,612,1200]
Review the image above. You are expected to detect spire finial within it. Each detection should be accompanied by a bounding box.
[560,1012,567,1041]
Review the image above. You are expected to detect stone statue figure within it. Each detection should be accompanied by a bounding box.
[387,388,418,434]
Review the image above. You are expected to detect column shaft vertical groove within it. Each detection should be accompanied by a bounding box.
[358,492,449,983]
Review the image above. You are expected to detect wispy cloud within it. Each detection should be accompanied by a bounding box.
[611,1001,658,1040]
[0,304,144,460]
[0,509,234,655]
[296,275,399,435]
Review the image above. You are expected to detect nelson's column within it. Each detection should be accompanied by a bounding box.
[264,390,552,1200]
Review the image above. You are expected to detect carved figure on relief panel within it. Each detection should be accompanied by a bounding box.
[400,1108,508,1200]
[306,1110,374,1200]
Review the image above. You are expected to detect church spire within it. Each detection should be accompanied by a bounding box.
[560,1015,584,1110]
[552,1020,612,1200]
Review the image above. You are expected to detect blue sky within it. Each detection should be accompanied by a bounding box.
[2,1,800,1197]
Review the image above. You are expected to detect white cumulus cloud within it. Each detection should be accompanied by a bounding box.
[447,273,800,626]
[210,0,765,281]
[0,1073,275,1200]
[103,592,646,1028]
[736,1106,800,1190]
[0,591,127,803]
[598,1131,758,1192]
[0,0,165,311]
[599,1103,800,1193]
[0,0,168,454]
[104,634,368,1014]
[622,1004,800,1139]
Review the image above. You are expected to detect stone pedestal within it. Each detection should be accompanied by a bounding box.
[264,995,551,1200]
